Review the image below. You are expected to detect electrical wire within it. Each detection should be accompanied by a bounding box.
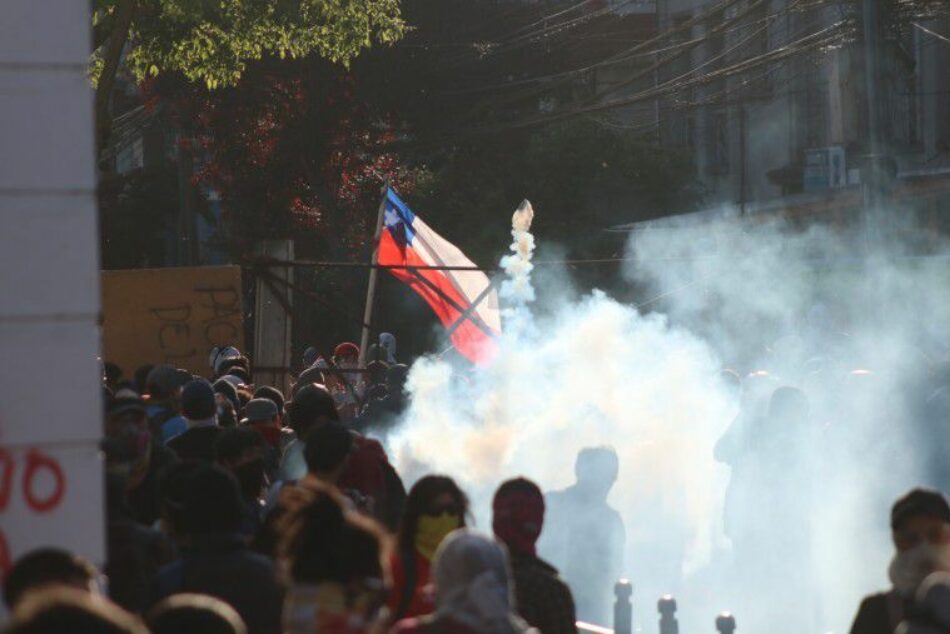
[440,0,818,128]
[912,21,950,45]
[465,18,851,134]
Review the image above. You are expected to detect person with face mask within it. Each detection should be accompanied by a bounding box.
[103,387,178,526]
[241,398,284,480]
[493,478,577,634]
[850,488,950,634]
[387,476,469,623]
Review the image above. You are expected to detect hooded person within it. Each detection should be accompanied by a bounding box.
[850,488,950,634]
[493,478,576,634]
[390,529,538,634]
[167,380,221,462]
[103,387,178,526]
[379,333,397,363]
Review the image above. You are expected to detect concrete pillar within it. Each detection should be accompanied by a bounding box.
[253,241,294,395]
[0,0,105,578]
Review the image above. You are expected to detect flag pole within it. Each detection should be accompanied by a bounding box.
[359,181,389,367]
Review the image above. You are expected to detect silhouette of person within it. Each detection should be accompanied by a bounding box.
[538,446,625,625]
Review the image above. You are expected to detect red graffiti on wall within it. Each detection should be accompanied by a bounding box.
[22,450,66,513]
[0,447,67,576]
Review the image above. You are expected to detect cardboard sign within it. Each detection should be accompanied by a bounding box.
[102,266,245,376]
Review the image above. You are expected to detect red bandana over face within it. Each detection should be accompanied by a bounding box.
[493,490,545,556]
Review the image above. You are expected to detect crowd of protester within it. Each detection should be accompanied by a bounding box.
[2,335,950,634]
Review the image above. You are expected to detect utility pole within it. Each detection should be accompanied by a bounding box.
[739,103,747,215]
[861,0,884,252]
[861,0,890,327]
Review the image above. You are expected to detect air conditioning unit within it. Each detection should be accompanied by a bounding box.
[803,146,847,192]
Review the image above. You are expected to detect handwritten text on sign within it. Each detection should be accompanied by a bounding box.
[102,266,245,375]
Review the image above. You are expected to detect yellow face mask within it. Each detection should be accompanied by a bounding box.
[415,512,461,560]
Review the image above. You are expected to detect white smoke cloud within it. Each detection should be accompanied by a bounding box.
[386,199,950,634]
[624,209,950,633]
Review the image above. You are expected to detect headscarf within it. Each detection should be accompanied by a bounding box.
[432,529,537,634]
[492,487,544,557]
[379,333,397,363]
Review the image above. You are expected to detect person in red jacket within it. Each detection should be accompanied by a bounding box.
[387,476,469,623]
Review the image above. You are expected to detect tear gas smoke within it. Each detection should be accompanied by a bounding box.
[500,199,537,311]
[387,202,950,633]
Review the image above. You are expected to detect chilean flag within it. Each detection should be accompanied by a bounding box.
[377,189,501,364]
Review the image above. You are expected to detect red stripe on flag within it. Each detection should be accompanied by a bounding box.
[379,231,496,364]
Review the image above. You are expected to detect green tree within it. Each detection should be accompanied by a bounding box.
[91,0,406,143]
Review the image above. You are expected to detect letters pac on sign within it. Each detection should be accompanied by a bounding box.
[101,266,245,375]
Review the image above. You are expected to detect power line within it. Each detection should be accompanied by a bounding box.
[445,0,827,130]
[465,18,851,134]
[441,0,763,128]
[912,21,950,45]
[430,0,746,98]
[441,2,798,97]
[488,0,647,55]
[502,0,602,40]
[587,0,783,104]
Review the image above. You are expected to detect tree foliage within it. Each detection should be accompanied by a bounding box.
[92,0,406,90]
[151,58,424,261]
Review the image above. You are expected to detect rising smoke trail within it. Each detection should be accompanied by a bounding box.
[501,200,536,296]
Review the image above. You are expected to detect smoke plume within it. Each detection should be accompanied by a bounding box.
[387,200,950,633]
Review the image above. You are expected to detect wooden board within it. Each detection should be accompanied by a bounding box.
[101,266,244,376]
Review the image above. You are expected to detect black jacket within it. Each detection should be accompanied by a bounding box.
[151,532,283,634]
[167,425,222,462]
[510,552,577,634]
[850,591,911,634]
